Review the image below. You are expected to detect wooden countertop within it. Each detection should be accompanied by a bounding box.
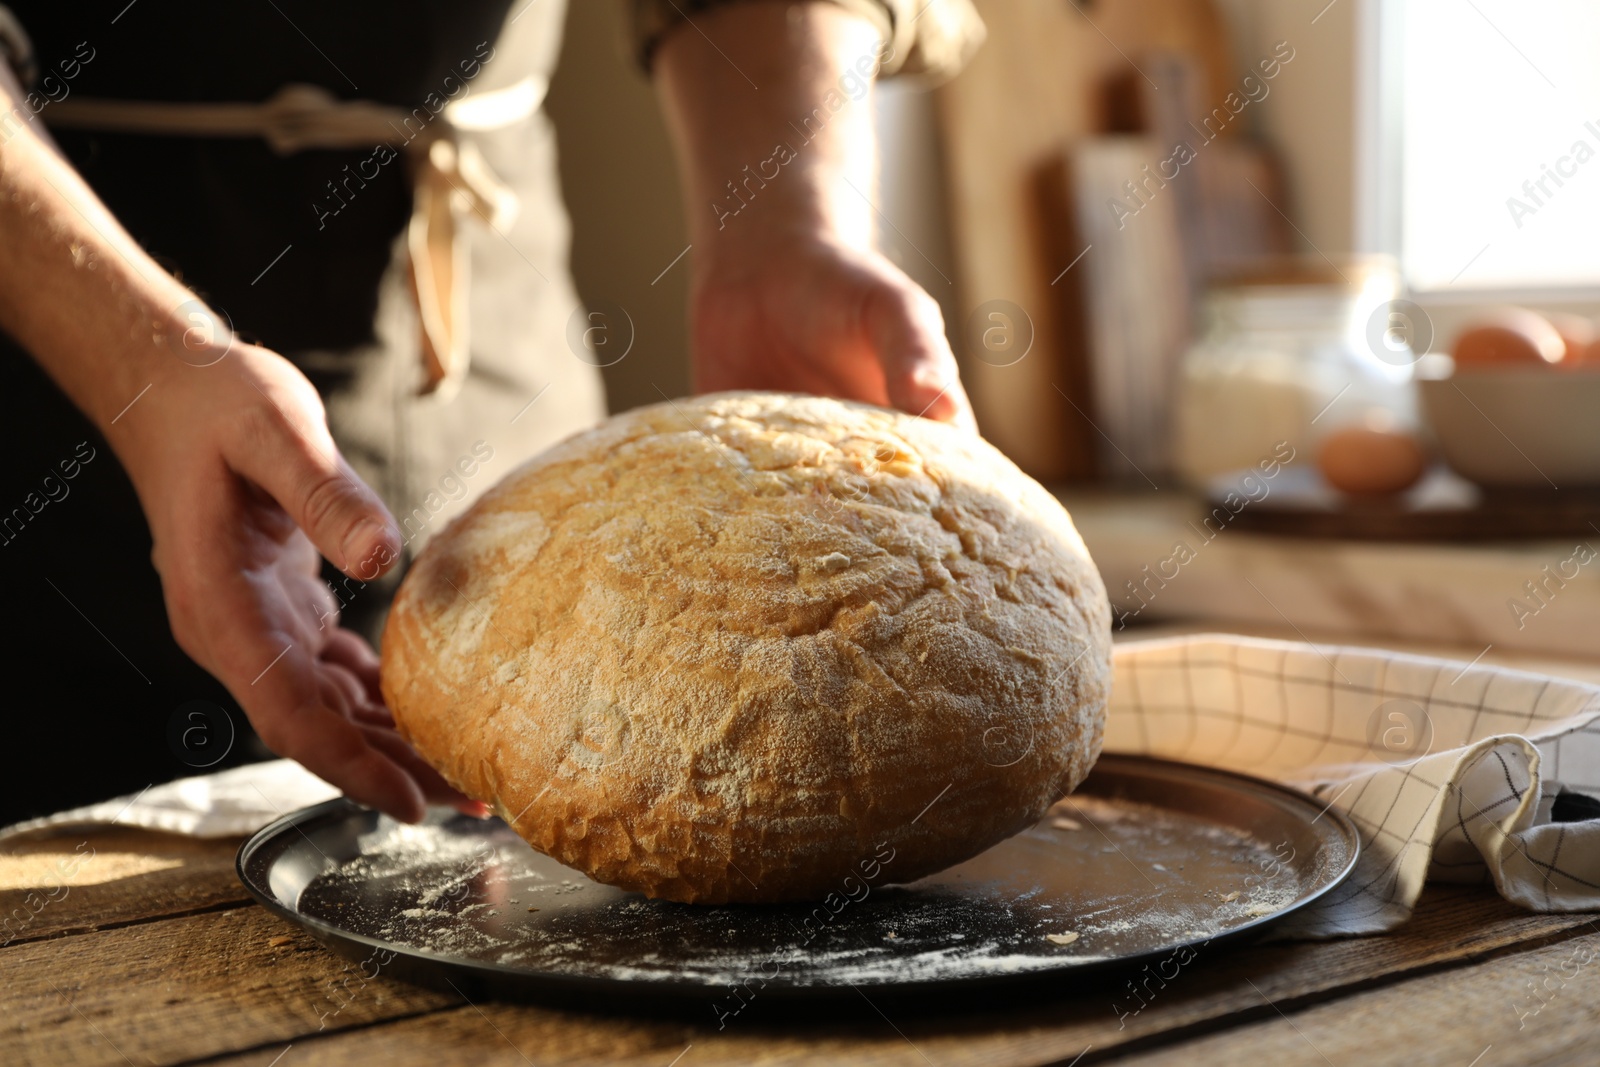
[6,629,1600,1066]
[6,832,1597,1066]
[1058,487,1600,662]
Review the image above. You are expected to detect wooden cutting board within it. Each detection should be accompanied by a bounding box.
[937,0,1238,480]
[1050,53,1290,481]
[1062,135,1190,483]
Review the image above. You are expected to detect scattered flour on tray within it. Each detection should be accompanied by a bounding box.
[292,793,1314,987]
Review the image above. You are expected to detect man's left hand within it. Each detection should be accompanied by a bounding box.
[655,1,976,431]
[691,232,974,429]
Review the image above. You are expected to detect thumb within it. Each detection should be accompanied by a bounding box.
[863,283,978,432]
[229,395,402,581]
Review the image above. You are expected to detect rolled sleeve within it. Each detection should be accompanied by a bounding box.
[629,0,984,83]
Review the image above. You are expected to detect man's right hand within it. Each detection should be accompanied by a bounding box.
[0,59,477,820]
[114,340,482,822]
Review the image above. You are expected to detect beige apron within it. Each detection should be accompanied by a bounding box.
[331,0,606,546]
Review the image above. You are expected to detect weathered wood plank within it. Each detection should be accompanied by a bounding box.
[5,906,455,1067]
[0,829,250,948]
[196,887,1599,1067]
[1115,924,1600,1067]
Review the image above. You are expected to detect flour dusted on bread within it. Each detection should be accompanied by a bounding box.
[380,392,1111,903]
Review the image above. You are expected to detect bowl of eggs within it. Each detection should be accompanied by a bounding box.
[1418,308,1600,488]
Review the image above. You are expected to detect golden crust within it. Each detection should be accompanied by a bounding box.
[380,392,1111,903]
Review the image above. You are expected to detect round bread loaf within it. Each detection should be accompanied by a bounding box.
[381,392,1111,903]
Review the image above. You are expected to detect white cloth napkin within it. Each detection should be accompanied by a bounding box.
[0,759,339,843]
[6,633,1598,939]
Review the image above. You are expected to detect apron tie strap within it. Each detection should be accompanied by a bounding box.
[409,136,518,399]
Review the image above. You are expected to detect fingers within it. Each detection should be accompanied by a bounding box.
[225,378,402,581]
[861,282,979,433]
[321,626,385,706]
[318,634,473,802]
[314,629,487,816]
[177,555,425,821]
[243,643,430,822]
[318,663,369,720]
[360,724,490,817]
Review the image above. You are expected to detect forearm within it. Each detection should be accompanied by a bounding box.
[0,66,207,446]
[654,1,887,258]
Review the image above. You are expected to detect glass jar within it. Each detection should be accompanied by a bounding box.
[1172,258,1419,483]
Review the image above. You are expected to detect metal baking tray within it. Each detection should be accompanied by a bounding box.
[237,755,1357,1005]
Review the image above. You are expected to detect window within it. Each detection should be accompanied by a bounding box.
[1394,0,1600,292]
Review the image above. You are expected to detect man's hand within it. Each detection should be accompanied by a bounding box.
[0,63,475,822]
[655,1,975,430]
[692,232,975,429]
[119,344,482,823]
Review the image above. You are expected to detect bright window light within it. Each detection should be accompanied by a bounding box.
[1400,0,1600,291]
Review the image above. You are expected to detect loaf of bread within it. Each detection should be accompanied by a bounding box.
[380,392,1111,903]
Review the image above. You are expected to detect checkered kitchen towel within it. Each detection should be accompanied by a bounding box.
[1110,634,1600,937]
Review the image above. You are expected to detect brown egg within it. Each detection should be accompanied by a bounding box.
[1547,313,1597,366]
[1317,426,1428,495]
[1451,308,1565,368]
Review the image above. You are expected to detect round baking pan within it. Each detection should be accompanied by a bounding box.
[237,754,1357,1006]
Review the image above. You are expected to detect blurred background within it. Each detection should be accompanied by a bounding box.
[551,0,1600,660]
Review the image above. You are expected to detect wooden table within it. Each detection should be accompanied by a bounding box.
[8,632,1600,1066]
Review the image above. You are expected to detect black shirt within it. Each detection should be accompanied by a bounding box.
[12,0,513,351]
